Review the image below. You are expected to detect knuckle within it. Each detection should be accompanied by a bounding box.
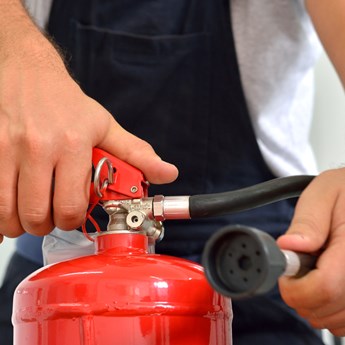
[0,136,10,154]
[129,138,154,156]
[290,213,323,242]
[137,139,154,153]
[20,134,49,158]
[0,202,25,237]
[0,201,13,223]
[21,207,49,228]
[54,202,86,229]
[317,279,341,305]
[61,131,88,153]
[292,214,319,232]
[122,139,156,164]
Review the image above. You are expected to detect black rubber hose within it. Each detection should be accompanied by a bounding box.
[189,175,315,218]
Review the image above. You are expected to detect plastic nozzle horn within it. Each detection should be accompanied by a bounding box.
[202,225,316,300]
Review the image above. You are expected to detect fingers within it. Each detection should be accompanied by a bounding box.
[280,269,345,337]
[296,311,345,338]
[277,169,345,336]
[279,246,345,337]
[17,141,55,236]
[13,143,92,234]
[53,140,92,230]
[277,169,345,253]
[299,307,345,337]
[0,141,24,238]
[279,249,345,310]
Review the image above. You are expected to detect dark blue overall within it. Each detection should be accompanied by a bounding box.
[0,1,324,344]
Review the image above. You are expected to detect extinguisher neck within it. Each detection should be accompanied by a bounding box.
[101,200,164,243]
[95,233,149,255]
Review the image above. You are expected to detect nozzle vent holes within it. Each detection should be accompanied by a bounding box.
[216,233,266,294]
[202,225,287,299]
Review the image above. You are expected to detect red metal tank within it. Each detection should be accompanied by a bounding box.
[13,232,232,345]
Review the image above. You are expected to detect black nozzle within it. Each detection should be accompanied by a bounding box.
[202,225,286,300]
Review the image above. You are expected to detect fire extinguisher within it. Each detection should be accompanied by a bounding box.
[12,148,315,345]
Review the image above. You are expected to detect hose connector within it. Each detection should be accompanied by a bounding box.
[153,195,190,221]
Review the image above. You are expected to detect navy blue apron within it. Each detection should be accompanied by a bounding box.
[7,1,324,344]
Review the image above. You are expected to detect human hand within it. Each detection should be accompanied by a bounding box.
[277,168,345,336]
[0,21,178,241]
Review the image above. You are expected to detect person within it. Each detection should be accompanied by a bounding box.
[1,0,345,344]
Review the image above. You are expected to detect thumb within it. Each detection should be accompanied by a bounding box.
[277,173,335,254]
[97,113,179,185]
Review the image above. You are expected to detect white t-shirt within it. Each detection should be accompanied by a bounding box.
[24,0,53,29]
[232,0,321,176]
[24,0,322,177]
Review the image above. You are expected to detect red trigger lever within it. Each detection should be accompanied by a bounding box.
[90,148,149,204]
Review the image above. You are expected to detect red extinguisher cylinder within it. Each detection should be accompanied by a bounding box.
[13,233,232,344]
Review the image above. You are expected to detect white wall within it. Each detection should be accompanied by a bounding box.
[311,52,345,171]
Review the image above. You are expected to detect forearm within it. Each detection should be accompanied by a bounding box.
[0,0,64,71]
[0,0,39,50]
[305,0,345,89]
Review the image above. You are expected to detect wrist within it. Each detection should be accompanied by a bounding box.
[0,1,66,73]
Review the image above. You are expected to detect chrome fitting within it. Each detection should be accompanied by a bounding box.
[153,195,190,221]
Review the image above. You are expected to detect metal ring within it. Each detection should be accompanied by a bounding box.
[94,157,114,198]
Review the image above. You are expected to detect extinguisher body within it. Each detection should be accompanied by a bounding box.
[13,233,232,345]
